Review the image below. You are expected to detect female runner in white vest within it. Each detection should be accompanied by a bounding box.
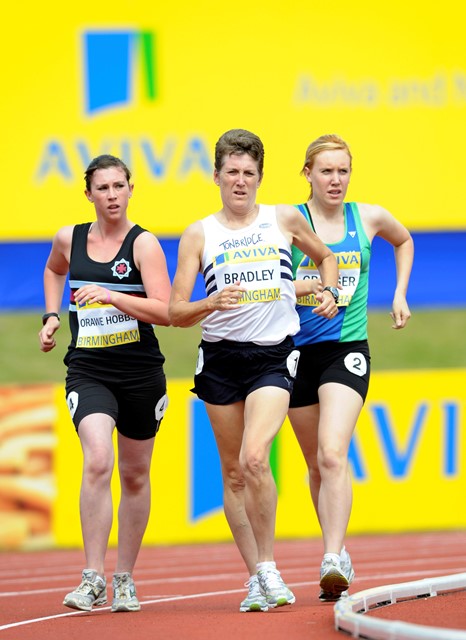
[169,129,339,612]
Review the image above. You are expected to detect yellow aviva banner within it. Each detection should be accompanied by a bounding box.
[1,370,465,550]
[2,1,466,240]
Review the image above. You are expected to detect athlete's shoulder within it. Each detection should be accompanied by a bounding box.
[353,202,388,217]
[53,224,76,246]
[133,227,162,251]
[178,219,206,257]
[275,203,302,221]
[181,218,206,237]
[361,202,395,223]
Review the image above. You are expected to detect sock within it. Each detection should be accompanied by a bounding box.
[256,561,277,572]
[323,552,340,565]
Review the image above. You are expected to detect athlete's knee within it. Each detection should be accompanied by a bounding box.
[318,444,347,475]
[222,465,247,493]
[308,460,321,485]
[83,451,113,484]
[120,462,150,494]
[240,449,269,480]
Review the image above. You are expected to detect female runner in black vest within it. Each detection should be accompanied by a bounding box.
[39,155,171,613]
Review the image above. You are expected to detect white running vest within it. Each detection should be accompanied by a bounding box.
[200,205,299,345]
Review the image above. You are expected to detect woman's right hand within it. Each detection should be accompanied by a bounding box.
[214,282,247,311]
[38,317,60,352]
[294,278,323,297]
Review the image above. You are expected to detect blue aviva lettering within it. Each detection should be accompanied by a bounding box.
[191,399,461,521]
[349,402,461,480]
[35,137,213,182]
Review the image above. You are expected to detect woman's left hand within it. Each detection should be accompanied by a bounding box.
[390,292,411,329]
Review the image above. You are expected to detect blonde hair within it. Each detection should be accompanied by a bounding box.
[301,134,352,199]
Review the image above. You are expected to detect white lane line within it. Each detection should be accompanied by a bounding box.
[0,566,459,600]
[0,585,298,632]
[0,570,463,633]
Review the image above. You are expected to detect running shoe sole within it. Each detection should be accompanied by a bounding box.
[319,567,349,597]
[63,590,107,611]
[240,602,268,612]
[111,600,141,612]
[268,595,296,608]
[319,588,349,602]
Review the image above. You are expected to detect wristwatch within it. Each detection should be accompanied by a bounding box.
[42,312,60,325]
[322,286,339,303]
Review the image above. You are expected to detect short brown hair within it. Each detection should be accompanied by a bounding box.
[214,129,264,177]
[84,155,132,191]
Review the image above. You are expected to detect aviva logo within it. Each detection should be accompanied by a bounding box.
[83,30,157,114]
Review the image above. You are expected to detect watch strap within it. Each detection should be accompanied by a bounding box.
[322,286,339,302]
[42,312,60,325]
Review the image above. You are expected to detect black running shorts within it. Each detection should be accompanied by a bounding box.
[289,340,371,408]
[65,366,168,440]
[192,336,300,405]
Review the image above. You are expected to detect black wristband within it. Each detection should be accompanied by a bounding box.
[42,312,60,325]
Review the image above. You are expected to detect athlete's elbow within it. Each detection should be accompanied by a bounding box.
[158,314,171,327]
[169,311,196,328]
[168,306,182,327]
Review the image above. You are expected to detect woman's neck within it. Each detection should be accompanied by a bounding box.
[308,199,343,221]
[217,203,259,229]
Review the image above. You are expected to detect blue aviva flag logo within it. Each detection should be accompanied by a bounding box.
[83,30,158,114]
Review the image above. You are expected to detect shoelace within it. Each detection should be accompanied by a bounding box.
[76,579,101,595]
[247,578,261,594]
[261,569,284,589]
[114,578,134,599]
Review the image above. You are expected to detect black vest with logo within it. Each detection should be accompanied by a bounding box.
[64,222,165,373]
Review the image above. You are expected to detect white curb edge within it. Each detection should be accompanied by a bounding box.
[334,572,466,639]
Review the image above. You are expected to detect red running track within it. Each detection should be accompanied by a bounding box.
[1,531,465,640]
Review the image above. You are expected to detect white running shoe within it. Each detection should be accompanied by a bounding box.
[319,549,354,602]
[63,569,107,611]
[257,567,296,608]
[340,547,355,585]
[111,572,141,612]
[239,575,269,612]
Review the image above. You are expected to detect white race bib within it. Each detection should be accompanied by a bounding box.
[76,301,140,348]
